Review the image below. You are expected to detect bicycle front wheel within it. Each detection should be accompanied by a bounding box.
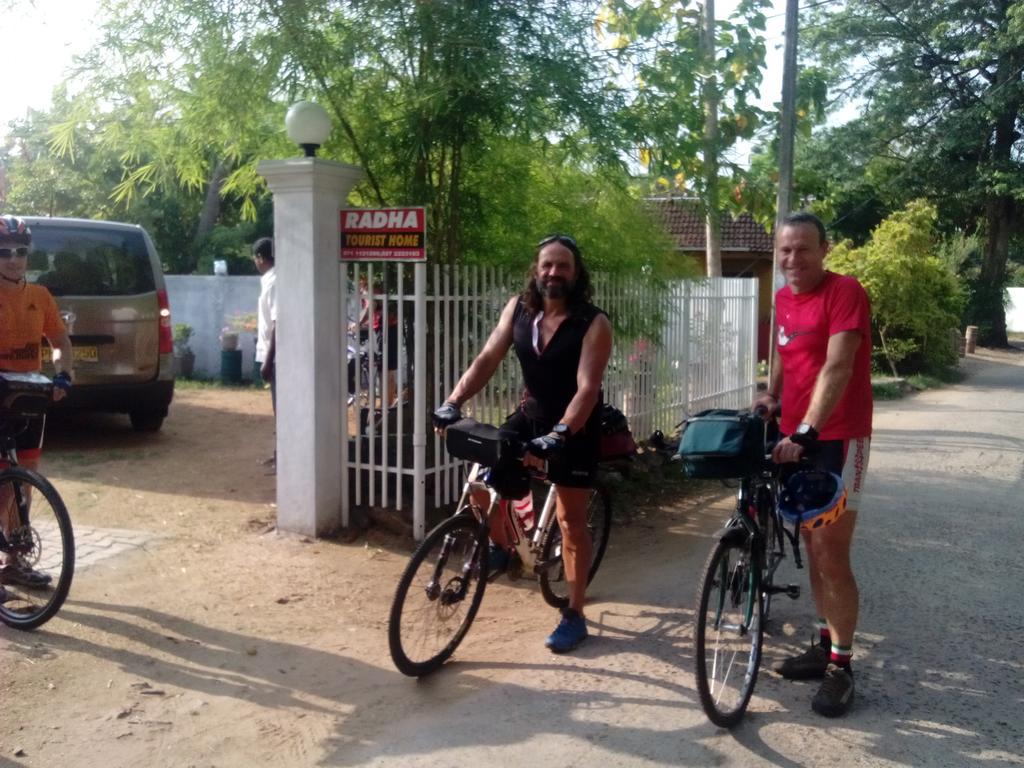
[538,480,612,609]
[388,514,488,677]
[0,468,75,631]
[693,534,764,728]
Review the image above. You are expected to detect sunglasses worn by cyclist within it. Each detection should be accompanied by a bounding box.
[537,234,577,250]
[0,247,29,259]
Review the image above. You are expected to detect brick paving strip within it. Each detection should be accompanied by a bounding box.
[70,524,166,571]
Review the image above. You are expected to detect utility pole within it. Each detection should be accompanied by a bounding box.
[767,0,799,385]
[773,0,799,292]
[702,0,722,277]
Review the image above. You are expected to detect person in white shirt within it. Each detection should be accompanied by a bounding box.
[253,237,277,467]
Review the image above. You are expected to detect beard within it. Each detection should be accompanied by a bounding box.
[540,276,573,300]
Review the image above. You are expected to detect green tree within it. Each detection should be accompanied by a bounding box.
[828,200,964,376]
[37,0,661,271]
[267,0,628,265]
[41,0,295,272]
[599,0,770,274]
[802,0,1024,346]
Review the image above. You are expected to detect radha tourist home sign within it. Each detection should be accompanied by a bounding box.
[340,207,427,262]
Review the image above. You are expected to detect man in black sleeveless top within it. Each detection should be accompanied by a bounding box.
[434,234,613,652]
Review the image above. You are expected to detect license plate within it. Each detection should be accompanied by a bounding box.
[42,346,99,363]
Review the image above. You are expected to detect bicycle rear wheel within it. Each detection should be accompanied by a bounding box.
[693,533,764,728]
[538,480,612,609]
[0,468,75,631]
[388,513,488,677]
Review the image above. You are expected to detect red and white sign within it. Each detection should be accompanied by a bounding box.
[340,207,426,262]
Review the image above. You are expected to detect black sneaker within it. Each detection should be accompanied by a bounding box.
[811,663,855,717]
[773,643,830,680]
[0,557,52,588]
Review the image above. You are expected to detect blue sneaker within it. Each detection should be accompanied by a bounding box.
[545,608,588,653]
[487,544,510,578]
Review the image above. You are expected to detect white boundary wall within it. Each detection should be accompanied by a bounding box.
[165,275,261,378]
[1008,288,1024,332]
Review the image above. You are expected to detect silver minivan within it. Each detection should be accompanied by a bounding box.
[23,217,175,431]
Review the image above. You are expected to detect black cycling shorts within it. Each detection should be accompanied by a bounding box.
[499,409,599,489]
[780,435,871,512]
[4,415,45,456]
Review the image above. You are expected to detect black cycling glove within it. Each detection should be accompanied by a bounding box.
[527,433,564,458]
[53,371,73,393]
[432,401,462,429]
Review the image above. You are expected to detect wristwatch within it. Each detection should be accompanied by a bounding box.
[552,423,572,439]
[793,422,819,442]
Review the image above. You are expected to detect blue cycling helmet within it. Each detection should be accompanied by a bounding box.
[778,469,847,531]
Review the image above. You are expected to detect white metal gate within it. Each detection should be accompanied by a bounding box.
[340,265,758,539]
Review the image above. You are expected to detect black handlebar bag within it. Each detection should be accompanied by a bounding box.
[445,419,504,465]
[444,418,530,499]
[677,408,763,479]
[0,372,53,418]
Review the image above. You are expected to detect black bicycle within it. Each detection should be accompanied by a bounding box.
[687,410,805,728]
[0,372,75,630]
[388,418,612,677]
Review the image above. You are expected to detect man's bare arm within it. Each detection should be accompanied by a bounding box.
[802,330,861,430]
[754,344,783,413]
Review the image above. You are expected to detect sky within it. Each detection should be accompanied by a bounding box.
[4,0,794,157]
[2,0,103,133]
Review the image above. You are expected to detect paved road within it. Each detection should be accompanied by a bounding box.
[346,349,1024,768]
[8,352,1022,767]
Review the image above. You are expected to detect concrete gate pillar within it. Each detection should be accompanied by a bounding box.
[257,157,364,536]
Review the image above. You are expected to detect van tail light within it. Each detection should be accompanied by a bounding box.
[157,289,174,355]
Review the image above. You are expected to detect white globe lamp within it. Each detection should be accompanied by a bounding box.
[285,101,332,157]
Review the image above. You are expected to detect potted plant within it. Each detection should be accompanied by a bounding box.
[219,326,239,351]
[172,323,196,378]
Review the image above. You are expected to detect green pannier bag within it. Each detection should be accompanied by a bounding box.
[677,408,764,479]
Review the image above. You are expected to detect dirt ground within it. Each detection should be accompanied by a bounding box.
[0,383,712,767]
[4,348,1023,767]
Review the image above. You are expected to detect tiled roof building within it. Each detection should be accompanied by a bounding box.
[648,197,774,360]
[648,198,773,253]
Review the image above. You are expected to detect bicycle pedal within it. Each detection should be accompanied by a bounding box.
[765,583,800,599]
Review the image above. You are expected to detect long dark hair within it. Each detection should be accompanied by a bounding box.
[522,235,592,315]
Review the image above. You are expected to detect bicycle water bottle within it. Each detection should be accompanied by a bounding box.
[513,492,535,533]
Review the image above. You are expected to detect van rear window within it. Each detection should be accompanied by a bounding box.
[25,225,156,297]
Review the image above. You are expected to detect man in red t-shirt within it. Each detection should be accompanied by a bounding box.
[754,212,872,718]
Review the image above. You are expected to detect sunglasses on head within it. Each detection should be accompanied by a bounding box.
[0,247,29,259]
[537,234,578,251]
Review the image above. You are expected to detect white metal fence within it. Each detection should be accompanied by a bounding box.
[340,264,758,538]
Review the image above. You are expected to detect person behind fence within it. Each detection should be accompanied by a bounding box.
[252,236,277,468]
[0,216,73,602]
[357,275,399,408]
[754,211,872,718]
[433,234,613,653]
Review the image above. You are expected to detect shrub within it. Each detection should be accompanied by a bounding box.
[827,200,964,376]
